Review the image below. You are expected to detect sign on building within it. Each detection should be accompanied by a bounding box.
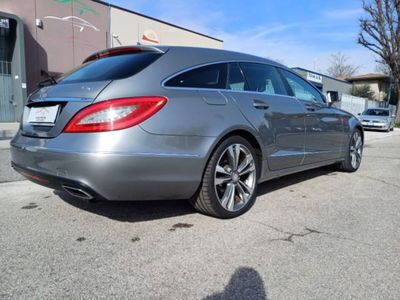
[0,18,9,29]
[141,29,159,44]
[306,72,322,84]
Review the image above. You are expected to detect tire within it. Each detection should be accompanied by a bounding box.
[190,136,259,218]
[337,128,363,172]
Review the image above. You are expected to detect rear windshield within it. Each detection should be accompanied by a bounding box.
[58,53,162,84]
[363,109,389,116]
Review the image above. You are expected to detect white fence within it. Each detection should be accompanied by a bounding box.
[336,94,368,116]
[335,94,392,116]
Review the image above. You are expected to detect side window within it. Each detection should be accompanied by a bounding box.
[165,63,227,89]
[240,63,288,96]
[227,63,246,91]
[280,69,324,103]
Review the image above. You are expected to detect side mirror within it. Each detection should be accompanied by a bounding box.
[326,91,341,105]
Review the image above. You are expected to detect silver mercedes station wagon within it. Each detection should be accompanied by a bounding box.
[11,46,364,218]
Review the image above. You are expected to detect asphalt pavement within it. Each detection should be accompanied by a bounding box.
[0,130,399,299]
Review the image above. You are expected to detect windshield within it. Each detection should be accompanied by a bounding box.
[58,52,162,84]
[363,109,389,116]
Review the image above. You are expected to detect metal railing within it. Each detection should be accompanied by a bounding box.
[0,60,14,121]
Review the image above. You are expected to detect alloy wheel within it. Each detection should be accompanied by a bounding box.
[350,131,363,169]
[214,144,256,212]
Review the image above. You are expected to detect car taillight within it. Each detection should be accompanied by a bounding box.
[64,97,167,133]
[83,47,143,64]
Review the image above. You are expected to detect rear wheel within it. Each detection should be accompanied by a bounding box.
[190,136,259,218]
[338,129,363,172]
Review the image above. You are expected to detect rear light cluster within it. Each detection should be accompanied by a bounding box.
[83,47,142,64]
[64,97,167,133]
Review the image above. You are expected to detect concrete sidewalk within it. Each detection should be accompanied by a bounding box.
[0,122,19,140]
[0,139,12,150]
[0,125,22,183]
[0,122,17,150]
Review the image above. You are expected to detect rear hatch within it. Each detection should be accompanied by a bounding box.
[22,47,164,138]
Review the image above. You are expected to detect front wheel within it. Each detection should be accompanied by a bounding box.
[338,129,363,172]
[190,136,259,218]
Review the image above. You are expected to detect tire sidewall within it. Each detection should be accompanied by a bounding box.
[205,136,259,218]
[345,129,363,172]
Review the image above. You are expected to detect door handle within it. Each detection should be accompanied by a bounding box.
[253,99,269,110]
[305,104,317,112]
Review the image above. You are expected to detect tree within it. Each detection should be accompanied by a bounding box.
[358,0,400,122]
[351,84,376,99]
[375,59,391,75]
[326,52,359,78]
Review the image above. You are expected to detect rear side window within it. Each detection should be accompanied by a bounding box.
[59,53,162,84]
[280,69,324,103]
[239,63,287,95]
[165,63,227,89]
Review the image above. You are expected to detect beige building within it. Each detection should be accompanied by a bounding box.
[345,73,390,101]
[110,6,222,49]
[0,0,222,122]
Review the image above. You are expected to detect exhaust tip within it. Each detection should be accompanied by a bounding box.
[62,185,93,200]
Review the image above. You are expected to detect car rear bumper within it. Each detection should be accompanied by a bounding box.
[10,127,215,200]
[11,162,106,200]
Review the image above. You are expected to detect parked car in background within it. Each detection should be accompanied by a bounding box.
[359,108,395,132]
[11,46,364,218]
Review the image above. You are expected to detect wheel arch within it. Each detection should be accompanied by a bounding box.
[355,124,364,142]
[348,115,364,142]
[204,127,265,177]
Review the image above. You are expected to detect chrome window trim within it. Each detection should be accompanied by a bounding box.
[161,60,298,99]
[162,85,297,99]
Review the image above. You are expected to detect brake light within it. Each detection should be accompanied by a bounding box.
[64,97,167,133]
[83,47,142,64]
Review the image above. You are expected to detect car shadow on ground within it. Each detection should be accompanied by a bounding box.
[56,166,335,223]
[55,190,194,222]
[256,165,335,196]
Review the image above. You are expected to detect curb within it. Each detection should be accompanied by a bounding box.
[0,140,11,150]
[0,130,15,140]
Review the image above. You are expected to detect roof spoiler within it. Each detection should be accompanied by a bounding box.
[82,46,165,64]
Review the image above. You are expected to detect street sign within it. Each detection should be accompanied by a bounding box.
[0,18,9,29]
[306,72,323,83]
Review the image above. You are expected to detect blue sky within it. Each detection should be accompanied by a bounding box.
[108,0,377,74]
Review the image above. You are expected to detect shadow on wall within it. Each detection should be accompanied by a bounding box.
[204,267,268,300]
